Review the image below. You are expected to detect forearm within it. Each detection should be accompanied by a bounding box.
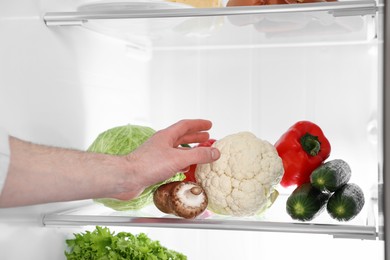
[0,120,220,208]
[0,137,130,207]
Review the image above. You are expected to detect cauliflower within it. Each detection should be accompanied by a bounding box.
[195,132,284,217]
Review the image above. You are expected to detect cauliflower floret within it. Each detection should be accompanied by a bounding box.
[195,132,284,217]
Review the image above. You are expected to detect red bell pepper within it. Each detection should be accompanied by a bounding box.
[275,121,331,187]
[184,139,216,182]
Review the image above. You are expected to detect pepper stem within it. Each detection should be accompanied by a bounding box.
[300,133,321,156]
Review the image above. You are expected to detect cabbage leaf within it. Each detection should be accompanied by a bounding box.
[88,124,185,211]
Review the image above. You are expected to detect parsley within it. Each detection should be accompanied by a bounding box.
[65,226,187,260]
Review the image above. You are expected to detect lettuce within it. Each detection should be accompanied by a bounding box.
[65,226,187,260]
[88,124,185,211]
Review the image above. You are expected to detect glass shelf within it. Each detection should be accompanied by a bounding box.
[42,193,379,240]
[43,1,377,26]
[42,1,379,49]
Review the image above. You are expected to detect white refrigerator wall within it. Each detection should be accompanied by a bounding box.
[0,6,150,149]
[0,0,385,259]
[149,43,380,193]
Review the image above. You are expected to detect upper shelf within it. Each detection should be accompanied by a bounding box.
[43,1,378,26]
[42,1,380,49]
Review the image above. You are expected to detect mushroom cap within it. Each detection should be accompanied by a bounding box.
[153,181,181,214]
[170,182,208,219]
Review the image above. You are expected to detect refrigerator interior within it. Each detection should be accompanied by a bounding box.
[0,0,386,259]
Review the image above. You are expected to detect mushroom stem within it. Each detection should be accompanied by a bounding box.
[190,186,202,195]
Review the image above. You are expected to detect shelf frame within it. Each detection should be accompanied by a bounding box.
[43,1,378,26]
[42,213,378,240]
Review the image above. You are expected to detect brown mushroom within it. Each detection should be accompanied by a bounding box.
[153,181,208,219]
[153,181,179,214]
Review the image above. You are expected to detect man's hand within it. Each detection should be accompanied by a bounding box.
[112,119,220,200]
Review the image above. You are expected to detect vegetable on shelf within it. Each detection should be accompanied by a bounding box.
[286,183,330,221]
[153,181,208,219]
[89,124,185,211]
[275,121,331,187]
[227,0,335,7]
[327,183,365,221]
[195,132,284,217]
[286,158,365,222]
[183,139,216,182]
[310,159,351,193]
[65,226,187,260]
[168,0,222,8]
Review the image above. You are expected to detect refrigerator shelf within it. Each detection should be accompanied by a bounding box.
[41,1,379,50]
[42,193,379,240]
[43,213,377,240]
[43,1,377,26]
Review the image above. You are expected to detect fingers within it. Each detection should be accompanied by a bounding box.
[175,132,210,147]
[156,119,220,169]
[160,119,213,146]
[180,166,190,173]
[184,147,220,166]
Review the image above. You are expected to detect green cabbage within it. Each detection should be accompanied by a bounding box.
[88,124,185,211]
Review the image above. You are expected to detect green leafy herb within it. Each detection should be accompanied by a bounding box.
[65,226,187,260]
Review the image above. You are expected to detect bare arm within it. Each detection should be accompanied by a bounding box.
[0,119,220,207]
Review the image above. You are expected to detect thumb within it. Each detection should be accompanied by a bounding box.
[185,147,220,165]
